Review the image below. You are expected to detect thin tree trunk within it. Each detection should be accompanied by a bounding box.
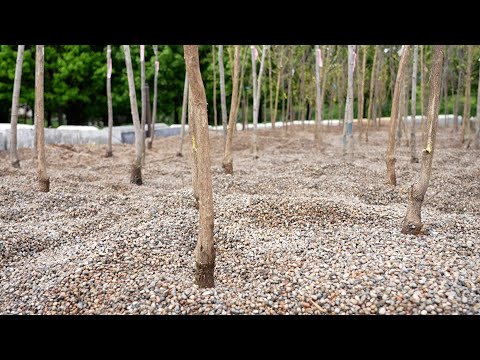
[314,45,323,146]
[184,45,215,288]
[299,50,306,124]
[269,47,274,128]
[218,45,228,139]
[285,65,293,135]
[188,85,199,205]
[212,45,218,129]
[273,46,284,129]
[148,45,159,150]
[386,45,411,186]
[357,45,367,141]
[106,45,114,157]
[475,61,480,149]
[373,48,384,129]
[342,45,355,158]
[460,45,473,145]
[35,45,49,192]
[453,70,462,134]
[366,46,379,142]
[140,45,147,165]
[402,45,445,235]
[223,45,240,174]
[251,45,269,158]
[124,45,143,185]
[10,45,24,168]
[410,45,419,163]
[319,46,331,127]
[177,71,189,157]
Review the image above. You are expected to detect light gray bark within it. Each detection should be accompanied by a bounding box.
[140,45,146,165]
[149,45,159,149]
[35,45,49,192]
[10,45,25,168]
[106,45,113,157]
[177,71,189,157]
[410,45,418,163]
[342,45,355,158]
[218,45,228,139]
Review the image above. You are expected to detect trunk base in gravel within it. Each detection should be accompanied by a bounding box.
[195,261,215,288]
[222,161,233,175]
[176,152,183,157]
[11,160,20,168]
[401,187,424,235]
[105,150,113,158]
[130,164,143,185]
[147,140,153,150]
[38,177,50,192]
[386,156,396,186]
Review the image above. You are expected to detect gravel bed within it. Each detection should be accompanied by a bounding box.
[0,125,479,314]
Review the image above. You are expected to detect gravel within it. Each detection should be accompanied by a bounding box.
[0,125,479,315]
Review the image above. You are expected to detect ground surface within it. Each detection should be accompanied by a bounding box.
[0,125,479,315]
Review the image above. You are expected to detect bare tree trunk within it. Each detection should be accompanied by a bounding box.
[357,45,367,141]
[251,45,269,159]
[35,45,49,192]
[285,65,293,135]
[373,48,384,129]
[140,45,147,166]
[105,45,114,157]
[460,45,473,145]
[177,71,189,157]
[420,45,426,142]
[402,45,445,235]
[212,45,218,129]
[320,46,331,127]
[475,61,480,149]
[123,45,143,185]
[410,45,419,163]
[273,46,284,129]
[148,45,159,150]
[269,47,274,128]
[223,45,241,174]
[366,46,378,142]
[314,45,323,146]
[299,50,306,124]
[188,86,199,206]
[184,45,215,288]
[453,70,462,134]
[397,70,406,147]
[342,45,355,158]
[386,45,411,186]
[10,45,24,168]
[218,45,228,139]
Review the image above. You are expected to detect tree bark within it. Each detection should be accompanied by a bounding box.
[268,47,274,128]
[475,61,480,149]
[212,45,218,129]
[342,45,355,158]
[459,45,472,145]
[402,45,445,235]
[148,45,159,150]
[386,45,411,186]
[184,45,215,288]
[223,45,241,174]
[314,45,323,146]
[251,45,269,159]
[10,45,25,168]
[35,45,49,192]
[106,45,113,157]
[218,45,228,139]
[410,45,419,163]
[273,46,284,129]
[366,46,379,142]
[123,45,143,185]
[177,72,189,157]
[420,45,426,141]
[357,45,367,141]
[140,45,147,165]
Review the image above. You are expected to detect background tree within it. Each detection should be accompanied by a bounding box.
[459,45,472,145]
[218,45,228,138]
[177,71,188,157]
[106,45,113,157]
[342,45,355,157]
[9,45,25,168]
[35,45,49,192]
[251,45,269,159]
[148,45,159,150]
[410,45,419,163]
[402,45,445,235]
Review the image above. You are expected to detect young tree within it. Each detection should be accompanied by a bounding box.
[106,45,114,157]
[401,45,445,235]
[366,46,379,142]
[314,45,323,146]
[177,71,189,157]
[140,45,147,165]
[475,59,480,149]
[272,46,284,129]
[148,45,159,150]
[212,45,218,129]
[35,45,49,192]
[342,45,355,157]
[9,45,25,168]
[251,45,269,159]
[459,45,473,145]
[410,45,419,163]
[223,46,241,174]
[124,45,143,185]
[386,45,411,186]
[184,45,215,288]
[218,45,228,138]
[357,45,367,140]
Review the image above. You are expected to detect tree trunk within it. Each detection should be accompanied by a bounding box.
[386,45,411,186]
[410,45,419,163]
[342,45,355,158]
[402,45,445,235]
[218,45,228,139]
[184,45,215,288]
[212,45,218,129]
[273,46,284,129]
[299,50,306,124]
[223,45,240,174]
[460,45,472,145]
[123,45,143,185]
[357,45,367,141]
[251,45,269,159]
[10,45,25,168]
[285,64,293,135]
[475,61,480,149]
[148,45,159,150]
[35,45,49,192]
[366,46,379,142]
[106,45,114,157]
[268,47,274,129]
[420,45,426,141]
[140,45,147,165]
[188,84,199,206]
[453,70,462,134]
[314,45,323,146]
[177,72,189,157]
